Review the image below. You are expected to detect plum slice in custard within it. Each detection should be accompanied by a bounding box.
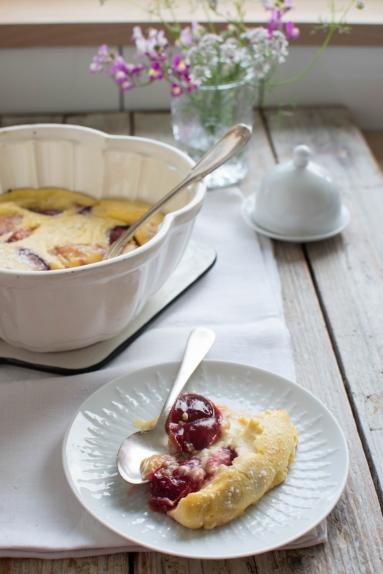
[143,393,237,513]
[141,393,298,529]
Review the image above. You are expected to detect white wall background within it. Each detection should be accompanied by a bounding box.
[0,45,382,128]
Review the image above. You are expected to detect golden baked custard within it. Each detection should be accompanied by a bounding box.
[141,393,298,529]
[0,187,164,271]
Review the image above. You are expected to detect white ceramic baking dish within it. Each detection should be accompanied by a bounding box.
[0,124,205,352]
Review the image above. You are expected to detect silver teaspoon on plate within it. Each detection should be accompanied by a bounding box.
[117,327,216,485]
[107,123,252,258]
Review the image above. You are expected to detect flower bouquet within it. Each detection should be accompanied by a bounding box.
[91,0,363,187]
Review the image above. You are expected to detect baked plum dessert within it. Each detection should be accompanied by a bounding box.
[0,187,163,270]
[141,392,297,529]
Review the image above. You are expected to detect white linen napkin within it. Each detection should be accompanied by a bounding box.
[0,187,326,558]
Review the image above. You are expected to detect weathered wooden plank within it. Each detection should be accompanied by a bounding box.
[1,0,382,48]
[0,553,130,574]
[134,111,383,574]
[264,106,383,500]
[364,130,383,172]
[133,112,174,146]
[1,109,382,573]
[0,112,132,574]
[0,114,64,127]
[64,112,131,135]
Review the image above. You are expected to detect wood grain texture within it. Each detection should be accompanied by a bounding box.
[364,130,383,172]
[0,112,131,574]
[133,111,383,574]
[264,107,383,501]
[0,115,64,127]
[0,0,381,48]
[133,112,174,146]
[0,23,381,48]
[64,112,131,134]
[0,553,130,574]
[0,108,382,573]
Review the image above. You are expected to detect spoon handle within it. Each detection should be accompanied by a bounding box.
[155,327,216,431]
[107,123,252,258]
[107,172,193,258]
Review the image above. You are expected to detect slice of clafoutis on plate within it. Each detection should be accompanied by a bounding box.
[141,392,298,529]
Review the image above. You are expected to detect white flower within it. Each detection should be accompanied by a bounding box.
[199,33,223,47]
[220,38,245,64]
[183,23,289,85]
[189,64,211,84]
[241,27,288,79]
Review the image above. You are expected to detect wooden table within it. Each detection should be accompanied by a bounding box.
[1,107,382,574]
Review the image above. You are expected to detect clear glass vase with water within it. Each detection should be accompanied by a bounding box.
[171,77,256,188]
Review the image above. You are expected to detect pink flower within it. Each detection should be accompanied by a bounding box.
[97,44,110,58]
[148,61,164,81]
[285,20,300,39]
[133,26,168,61]
[266,3,299,41]
[172,54,189,75]
[109,56,146,84]
[268,9,283,36]
[179,26,193,47]
[110,55,131,76]
[171,83,183,97]
[186,82,199,93]
[114,70,129,84]
[89,58,103,73]
[130,63,145,76]
[120,79,134,91]
[89,44,113,73]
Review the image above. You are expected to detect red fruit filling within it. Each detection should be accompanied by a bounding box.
[149,458,205,513]
[28,208,62,216]
[149,447,237,513]
[148,394,238,513]
[205,446,237,475]
[109,225,129,245]
[76,204,92,214]
[7,226,37,242]
[51,243,106,266]
[167,393,222,453]
[0,214,22,236]
[18,248,50,270]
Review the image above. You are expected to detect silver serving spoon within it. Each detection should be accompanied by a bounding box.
[108,123,252,258]
[117,327,216,485]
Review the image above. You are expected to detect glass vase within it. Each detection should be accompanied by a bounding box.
[171,77,255,188]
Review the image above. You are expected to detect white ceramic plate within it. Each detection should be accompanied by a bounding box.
[242,195,350,243]
[63,361,349,559]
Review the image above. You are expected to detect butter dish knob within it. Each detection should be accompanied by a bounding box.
[293,145,312,169]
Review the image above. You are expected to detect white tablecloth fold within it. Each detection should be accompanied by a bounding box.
[0,188,326,558]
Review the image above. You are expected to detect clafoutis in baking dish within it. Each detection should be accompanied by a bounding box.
[0,187,163,271]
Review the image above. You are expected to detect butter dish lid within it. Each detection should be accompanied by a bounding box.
[253,145,348,238]
[261,145,338,199]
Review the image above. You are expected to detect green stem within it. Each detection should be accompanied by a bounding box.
[206,0,247,35]
[269,28,334,89]
[269,0,356,90]
[148,0,181,38]
[257,79,266,108]
[200,1,216,34]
